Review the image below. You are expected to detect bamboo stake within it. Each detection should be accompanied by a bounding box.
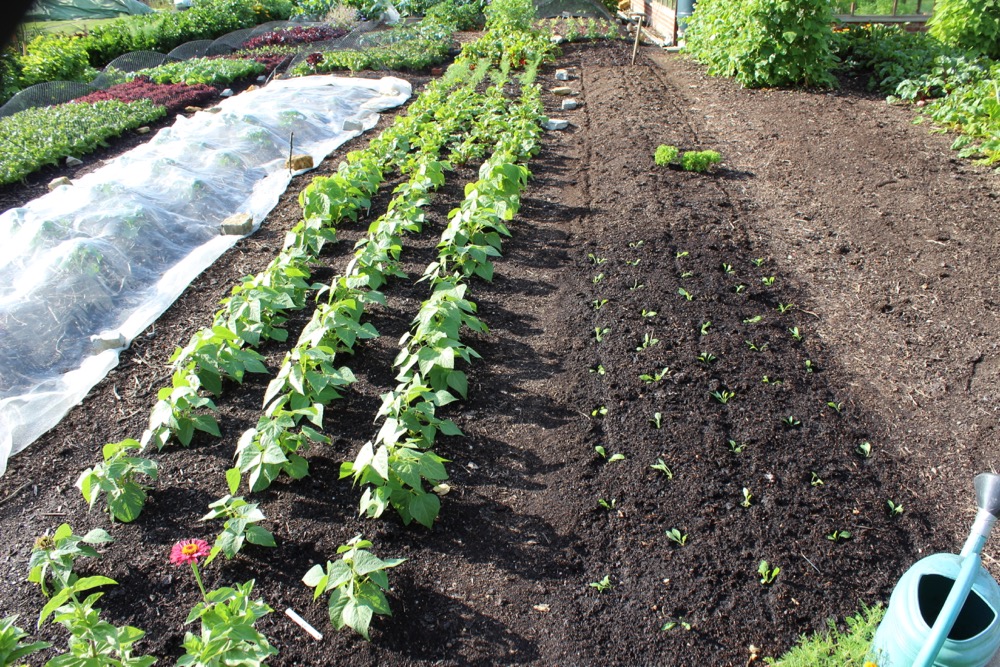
[631,14,642,66]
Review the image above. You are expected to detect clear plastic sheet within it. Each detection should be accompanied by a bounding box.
[0,75,412,475]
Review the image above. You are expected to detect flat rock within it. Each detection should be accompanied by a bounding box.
[561,99,580,110]
[65,156,83,167]
[285,154,314,171]
[48,176,72,190]
[184,106,201,113]
[551,86,574,96]
[136,126,151,134]
[343,119,365,132]
[543,118,570,131]
[555,69,570,81]
[220,212,254,235]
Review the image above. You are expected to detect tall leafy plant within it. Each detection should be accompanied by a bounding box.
[685,0,838,88]
[927,0,1000,60]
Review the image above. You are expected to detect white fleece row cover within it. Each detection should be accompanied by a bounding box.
[0,75,412,476]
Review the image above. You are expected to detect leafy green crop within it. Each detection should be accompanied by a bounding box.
[0,615,50,666]
[654,144,679,166]
[680,150,722,172]
[303,536,405,640]
[136,58,265,86]
[685,0,838,88]
[76,439,157,523]
[0,99,165,185]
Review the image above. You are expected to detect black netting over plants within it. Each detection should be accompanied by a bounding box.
[284,19,386,71]
[0,82,97,118]
[534,0,614,19]
[167,40,218,60]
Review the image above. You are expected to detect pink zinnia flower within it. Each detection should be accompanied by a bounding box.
[170,539,211,566]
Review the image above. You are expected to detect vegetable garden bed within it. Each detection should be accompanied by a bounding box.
[1,33,999,666]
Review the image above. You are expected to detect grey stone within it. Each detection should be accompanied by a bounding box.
[551,86,574,96]
[555,69,570,81]
[343,118,365,132]
[220,88,234,98]
[65,156,83,167]
[220,213,254,235]
[561,99,579,110]
[136,126,151,134]
[543,118,570,131]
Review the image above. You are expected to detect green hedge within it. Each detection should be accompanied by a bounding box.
[685,0,838,88]
[927,0,1000,60]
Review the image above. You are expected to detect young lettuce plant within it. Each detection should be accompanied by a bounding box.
[303,536,405,640]
[28,524,113,597]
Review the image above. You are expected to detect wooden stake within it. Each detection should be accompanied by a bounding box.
[288,132,294,175]
[631,14,643,66]
[891,0,899,15]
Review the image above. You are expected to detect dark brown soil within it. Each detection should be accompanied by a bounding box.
[1,40,999,666]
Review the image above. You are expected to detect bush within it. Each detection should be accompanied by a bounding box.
[19,34,97,87]
[425,0,486,30]
[927,0,1000,60]
[654,144,678,165]
[685,0,838,88]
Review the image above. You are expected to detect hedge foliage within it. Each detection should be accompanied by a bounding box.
[684,0,838,89]
[927,0,1000,60]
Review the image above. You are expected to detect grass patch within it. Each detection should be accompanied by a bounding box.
[765,603,883,666]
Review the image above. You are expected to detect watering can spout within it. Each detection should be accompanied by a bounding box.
[975,474,1000,519]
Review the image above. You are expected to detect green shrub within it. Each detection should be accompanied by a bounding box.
[685,0,838,88]
[680,150,721,172]
[425,0,486,30]
[927,0,1000,60]
[19,34,97,87]
[654,144,678,165]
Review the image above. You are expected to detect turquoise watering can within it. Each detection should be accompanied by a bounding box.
[870,473,1000,667]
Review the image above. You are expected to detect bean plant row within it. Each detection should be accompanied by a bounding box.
[22,5,556,662]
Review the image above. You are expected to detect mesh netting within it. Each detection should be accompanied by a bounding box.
[284,19,386,71]
[0,82,97,117]
[208,27,258,53]
[0,19,372,118]
[167,40,217,60]
[89,50,180,88]
[534,0,614,19]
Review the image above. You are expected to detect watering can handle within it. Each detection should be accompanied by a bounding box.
[976,473,1000,518]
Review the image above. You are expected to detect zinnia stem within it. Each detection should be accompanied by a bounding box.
[191,562,207,599]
